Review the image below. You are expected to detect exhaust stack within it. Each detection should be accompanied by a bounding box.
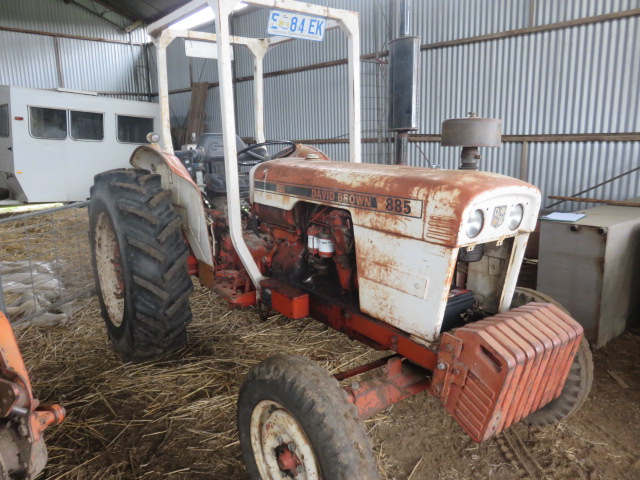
[388,0,420,165]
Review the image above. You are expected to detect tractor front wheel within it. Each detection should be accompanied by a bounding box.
[238,355,380,480]
[89,169,193,362]
[511,287,594,426]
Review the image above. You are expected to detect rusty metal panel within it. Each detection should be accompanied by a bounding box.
[355,227,456,341]
[431,303,583,442]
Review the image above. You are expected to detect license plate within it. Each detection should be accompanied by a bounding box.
[267,9,326,42]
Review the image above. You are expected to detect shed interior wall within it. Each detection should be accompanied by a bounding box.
[0,0,150,100]
[0,0,638,211]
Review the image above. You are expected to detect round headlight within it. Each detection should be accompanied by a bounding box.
[508,204,524,230]
[146,132,160,144]
[466,209,484,238]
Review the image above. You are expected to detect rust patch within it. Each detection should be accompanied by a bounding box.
[291,144,332,161]
[426,214,459,244]
[197,260,215,289]
[253,158,536,246]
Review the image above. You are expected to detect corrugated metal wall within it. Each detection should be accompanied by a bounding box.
[0,0,145,41]
[148,33,220,127]
[4,0,634,211]
[418,18,640,134]
[199,0,637,211]
[0,0,150,99]
[0,30,59,89]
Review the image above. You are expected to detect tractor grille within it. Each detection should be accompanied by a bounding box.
[431,302,583,442]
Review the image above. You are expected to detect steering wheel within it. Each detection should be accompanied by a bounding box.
[237,140,296,166]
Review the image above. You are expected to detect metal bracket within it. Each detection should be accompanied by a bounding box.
[343,356,430,418]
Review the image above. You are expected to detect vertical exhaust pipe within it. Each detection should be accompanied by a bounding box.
[388,0,421,165]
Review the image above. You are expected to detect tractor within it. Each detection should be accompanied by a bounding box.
[0,311,65,479]
[88,1,593,478]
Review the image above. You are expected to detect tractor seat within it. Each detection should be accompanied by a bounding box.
[204,172,251,198]
[197,133,263,198]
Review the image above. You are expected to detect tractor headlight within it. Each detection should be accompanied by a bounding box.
[507,204,524,230]
[146,132,160,144]
[465,209,484,238]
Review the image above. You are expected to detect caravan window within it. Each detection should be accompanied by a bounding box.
[71,111,104,141]
[29,107,67,139]
[0,105,8,137]
[117,115,153,144]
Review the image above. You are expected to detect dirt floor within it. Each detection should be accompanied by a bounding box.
[13,286,639,480]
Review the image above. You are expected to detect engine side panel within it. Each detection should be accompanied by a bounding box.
[354,225,457,340]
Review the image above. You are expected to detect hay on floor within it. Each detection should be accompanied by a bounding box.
[18,286,394,479]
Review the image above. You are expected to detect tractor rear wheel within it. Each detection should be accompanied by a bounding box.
[238,355,380,480]
[89,169,193,362]
[510,287,593,426]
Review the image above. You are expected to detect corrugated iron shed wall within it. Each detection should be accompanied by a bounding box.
[148,30,220,127]
[193,0,636,211]
[6,0,633,211]
[0,0,150,99]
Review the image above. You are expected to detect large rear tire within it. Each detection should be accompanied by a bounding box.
[89,169,193,362]
[510,287,593,426]
[238,355,381,480]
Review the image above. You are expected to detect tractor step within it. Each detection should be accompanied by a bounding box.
[261,278,309,319]
[431,302,583,442]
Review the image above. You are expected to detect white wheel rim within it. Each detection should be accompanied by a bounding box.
[250,400,322,479]
[94,212,125,327]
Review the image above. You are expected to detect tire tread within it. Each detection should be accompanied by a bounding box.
[238,355,381,480]
[90,168,193,362]
[511,288,593,427]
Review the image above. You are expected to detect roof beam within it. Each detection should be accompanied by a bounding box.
[147,0,209,37]
[89,0,137,21]
[68,0,124,29]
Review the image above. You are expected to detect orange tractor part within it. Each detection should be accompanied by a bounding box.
[267,280,584,442]
[0,311,65,480]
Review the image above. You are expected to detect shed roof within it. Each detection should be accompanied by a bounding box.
[96,0,191,23]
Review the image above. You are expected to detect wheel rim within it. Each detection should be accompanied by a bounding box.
[94,212,125,327]
[250,400,321,479]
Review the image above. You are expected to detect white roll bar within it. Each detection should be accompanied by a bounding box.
[150,0,361,292]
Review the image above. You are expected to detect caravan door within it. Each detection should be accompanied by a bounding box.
[0,87,25,202]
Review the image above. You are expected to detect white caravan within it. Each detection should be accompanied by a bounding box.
[0,86,160,203]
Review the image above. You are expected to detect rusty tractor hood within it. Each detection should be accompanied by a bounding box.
[251,158,541,247]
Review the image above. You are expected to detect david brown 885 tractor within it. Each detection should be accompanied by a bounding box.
[88,1,593,478]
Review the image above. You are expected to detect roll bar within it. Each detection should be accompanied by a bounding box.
[149,0,361,292]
